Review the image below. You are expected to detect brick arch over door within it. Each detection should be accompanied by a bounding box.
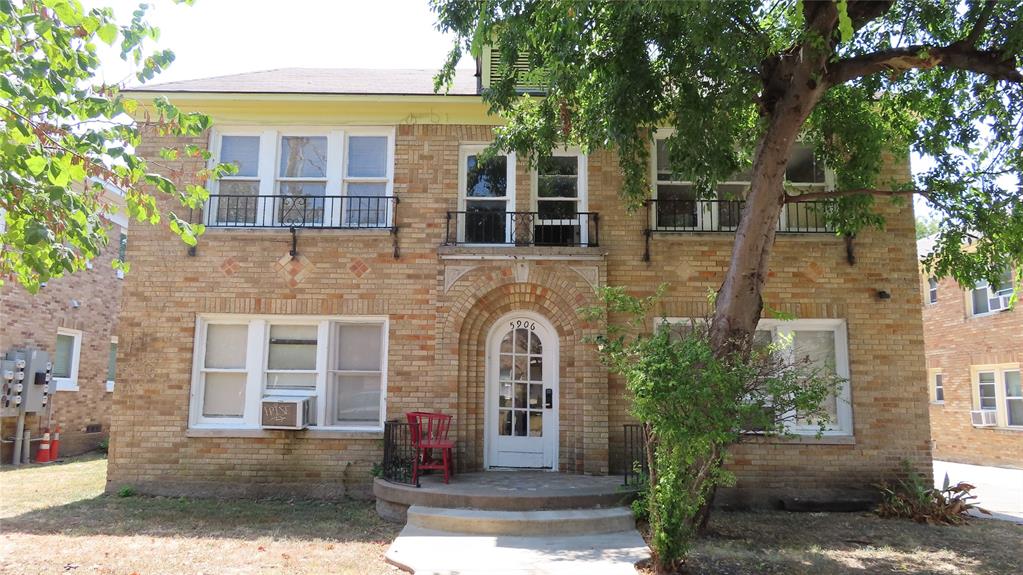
[437,264,608,474]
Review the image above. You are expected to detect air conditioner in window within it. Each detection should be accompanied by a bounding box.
[970,410,997,427]
[260,396,314,430]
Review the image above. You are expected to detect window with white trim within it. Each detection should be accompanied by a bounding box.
[458,145,516,244]
[53,328,82,392]
[651,130,831,232]
[970,268,1014,316]
[190,315,388,430]
[658,317,852,435]
[210,128,395,228]
[106,336,118,392]
[928,368,943,403]
[927,277,938,304]
[972,365,1022,428]
[532,150,589,246]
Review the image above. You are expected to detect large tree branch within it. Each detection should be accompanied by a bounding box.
[957,0,996,48]
[827,44,1023,86]
[784,188,926,203]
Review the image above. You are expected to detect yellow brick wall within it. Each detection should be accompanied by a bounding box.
[107,124,932,499]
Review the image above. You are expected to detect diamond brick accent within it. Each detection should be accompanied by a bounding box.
[348,257,370,278]
[220,257,240,276]
[274,254,314,288]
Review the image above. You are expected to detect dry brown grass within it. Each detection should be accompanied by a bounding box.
[657,509,1022,574]
[0,454,400,575]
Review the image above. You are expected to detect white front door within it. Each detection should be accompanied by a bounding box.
[486,314,558,469]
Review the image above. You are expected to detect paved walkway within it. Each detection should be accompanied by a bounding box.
[386,525,650,575]
[932,460,1023,522]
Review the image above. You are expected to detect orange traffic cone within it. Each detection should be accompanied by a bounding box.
[36,430,51,463]
[49,426,60,460]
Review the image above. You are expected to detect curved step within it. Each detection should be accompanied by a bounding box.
[406,504,636,536]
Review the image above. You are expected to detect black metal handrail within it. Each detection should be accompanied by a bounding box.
[647,199,835,234]
[192,194,398,229]
[444,211,599,247]
[382,420,415,485]
[622,423,648,487]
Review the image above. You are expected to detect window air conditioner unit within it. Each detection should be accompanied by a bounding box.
[261,396,313,430]
[970,410,997,427]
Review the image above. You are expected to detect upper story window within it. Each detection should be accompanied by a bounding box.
[927,277,938,304]
[928,368,944,403]
[457,145,516,244]
[970,268,1014,316]
[190,315,388,431]
[651,131,832,233]
[533,150,590,246]
[209,128,395,229]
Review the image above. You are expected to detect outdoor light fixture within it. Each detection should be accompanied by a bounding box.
[877,290,891,300]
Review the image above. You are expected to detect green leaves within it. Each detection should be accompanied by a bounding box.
[835,0,853,43]
[0,0,219,290]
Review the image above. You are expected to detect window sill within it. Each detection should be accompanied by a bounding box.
[105,381,115,393]
[53,380,79,392]
[743,433,855,446]
[930,401,945,406]
[186,427,383,439]
[438,245,604,260]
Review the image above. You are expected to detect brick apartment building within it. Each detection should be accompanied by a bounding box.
[919,238,1022,468]
[105,66,931,503]
[1,182,127,460]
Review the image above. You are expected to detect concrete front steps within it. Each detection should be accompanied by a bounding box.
[406,505,636,536]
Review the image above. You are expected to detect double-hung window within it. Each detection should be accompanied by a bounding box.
[928,368,944,403]
[972,366,1022,428]
[190,315,388,431]
[651,131,830,232]
[458,145,516,244]
[657,317,852,436]
[969,268,1015,316]
[210,128,394,229]
[53,328,82,392]
[533,150,589,246]
[926,277,939,304]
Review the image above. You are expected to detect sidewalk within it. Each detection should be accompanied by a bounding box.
[932,460,1023,522]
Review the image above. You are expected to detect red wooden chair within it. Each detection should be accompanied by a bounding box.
[406,411,454,486]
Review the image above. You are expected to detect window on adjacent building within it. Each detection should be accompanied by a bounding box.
[651,131,829,232]
[190,316,388,430]
[106,337,118,392]
[658,317,852,435]
[929,369,944,403]
[211,128,395,228]
[927,277,938,304]
[533,151,589,246]
[970,268,1014,316]
[459,145,515,244]
[53,328,82,391]
[972,366,1022,428]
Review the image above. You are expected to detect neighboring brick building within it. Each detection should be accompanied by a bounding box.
[1,183,128,460]
[106,67,931,504]
[919,239,1022,469]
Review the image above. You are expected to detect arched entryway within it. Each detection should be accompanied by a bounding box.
[485,311,559,469]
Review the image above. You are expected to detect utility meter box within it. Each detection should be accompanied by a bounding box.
[1,349,52,416]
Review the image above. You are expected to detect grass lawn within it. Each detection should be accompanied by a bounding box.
[0,454,400,575]
[2,455,1020,575]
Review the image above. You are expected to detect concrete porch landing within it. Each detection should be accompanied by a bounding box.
[374,471,637,521]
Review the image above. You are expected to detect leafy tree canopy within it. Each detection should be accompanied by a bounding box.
[1,0,225,291]
[435,0,1023,290]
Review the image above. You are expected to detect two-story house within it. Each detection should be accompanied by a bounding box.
[105,65,931,507]
[919,237,1021,469]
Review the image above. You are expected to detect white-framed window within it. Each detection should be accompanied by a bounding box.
[53,328,82,392]
[189,315,388,431]
[969,268,1015,316]
[928,368,944,403]
[650,130,832,232]
[209,127,395,228]
[927,277,938,304]
[531,149,589,246]
[106,336,118,392]
[457,144,517,244]
[657,317,852,436]
[971,365,1022,428]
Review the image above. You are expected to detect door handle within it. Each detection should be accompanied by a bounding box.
[545,388,553,409]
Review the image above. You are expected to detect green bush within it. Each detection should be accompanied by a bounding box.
[584,286,842,573]
[117,486,137,498]
[97,438,109,454]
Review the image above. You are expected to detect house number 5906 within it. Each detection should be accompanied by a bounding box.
[511,320,536,330]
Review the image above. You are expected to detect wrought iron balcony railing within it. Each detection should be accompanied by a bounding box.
[647,198,835,234]
[192,194,398,229]
[444,211,600,247]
